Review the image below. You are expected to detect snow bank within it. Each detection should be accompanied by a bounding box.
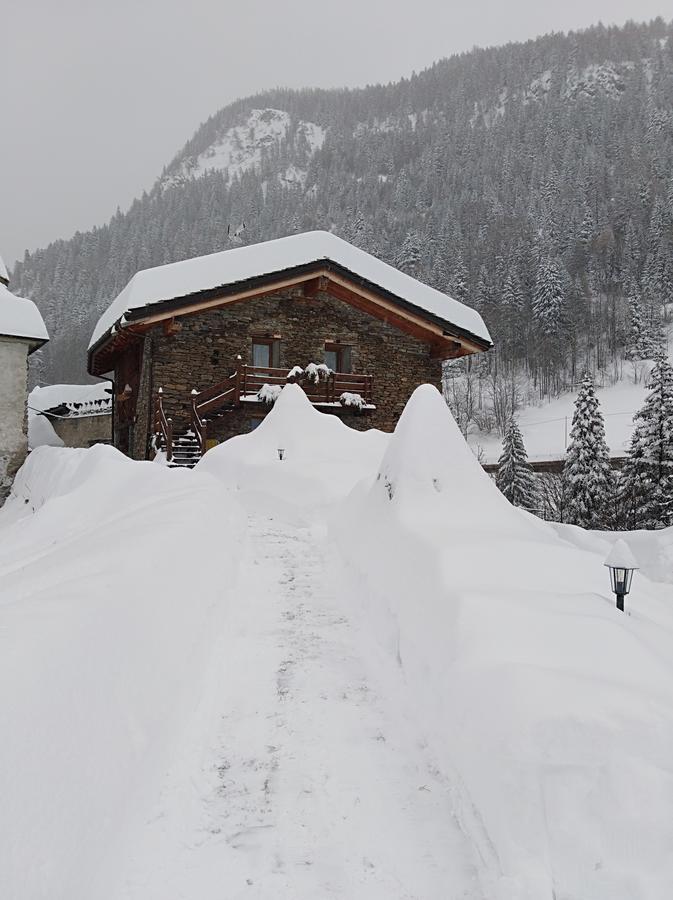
[90,231,491,349]
[28,413,65,450]
[197,384,388,516]
[0,445,244,900]
[333,385,673,900]
[552,519,673,588]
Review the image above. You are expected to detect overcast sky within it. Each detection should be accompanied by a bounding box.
[1,0,670,267]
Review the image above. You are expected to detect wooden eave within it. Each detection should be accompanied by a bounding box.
[88,260,491,376]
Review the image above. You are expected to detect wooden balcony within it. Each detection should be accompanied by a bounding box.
[155,363,374,461]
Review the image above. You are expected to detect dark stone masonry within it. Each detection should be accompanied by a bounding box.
[123,285,443,460]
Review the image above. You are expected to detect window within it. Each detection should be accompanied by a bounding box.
[252,340,271,367]
[324,342,352,373]
[251,337,280,368]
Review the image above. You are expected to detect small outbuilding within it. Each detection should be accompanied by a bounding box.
[29,383,112,449]
[0,253,49,503]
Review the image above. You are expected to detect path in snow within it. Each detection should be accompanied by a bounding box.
[116,511,484,900]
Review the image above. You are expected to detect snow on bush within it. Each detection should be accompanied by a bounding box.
[257,383,282,404]
[286,365,304,380]
[304,362,332,383]
[339,391,365,410]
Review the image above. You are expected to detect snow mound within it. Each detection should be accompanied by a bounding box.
[0,444,244,899]
[375,384,543,543]
[197,384,388,515]
[333,386,673,899]
[28,413,64,450]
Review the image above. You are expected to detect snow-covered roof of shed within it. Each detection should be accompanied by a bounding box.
[604,539,640,570]
[29,382,112,417]
[0,282,49,348]
[90,231,491,350]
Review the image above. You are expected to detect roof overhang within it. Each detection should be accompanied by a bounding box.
[88,260,492,376]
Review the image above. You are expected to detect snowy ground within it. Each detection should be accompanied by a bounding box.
[468,339,673,464]
[1,386,672,899]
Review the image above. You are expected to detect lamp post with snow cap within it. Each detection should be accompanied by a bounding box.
[604,539,639,612]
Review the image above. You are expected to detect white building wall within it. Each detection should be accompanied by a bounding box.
[0,337,30,504]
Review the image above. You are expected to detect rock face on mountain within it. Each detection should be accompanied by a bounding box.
[11,19,673,389]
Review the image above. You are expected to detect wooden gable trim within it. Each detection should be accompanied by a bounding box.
[128,268,480,355]
[90,265,487,374]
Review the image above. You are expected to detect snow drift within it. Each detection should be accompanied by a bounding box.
[197,383,388,515]
[2,387,673,900]
[333,385,673,900]
[0,445,244,899]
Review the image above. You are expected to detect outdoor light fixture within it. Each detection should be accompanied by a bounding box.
[278,448,285,461]
[604,539,639,612]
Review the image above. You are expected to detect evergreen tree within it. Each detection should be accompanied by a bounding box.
[621,353,673,529]
[563,373,613,528]
[533,258,565,335]
[496,419,539,512]
[396,231,423,278]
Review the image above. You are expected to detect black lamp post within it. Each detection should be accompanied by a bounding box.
[604,539,639,612]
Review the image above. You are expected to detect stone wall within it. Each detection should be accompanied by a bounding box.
[49,413,112,448]
[0,338,29,504]
[120,286,443,458]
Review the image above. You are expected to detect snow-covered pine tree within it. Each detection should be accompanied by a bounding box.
[533,258,565,335]
[396,231,423,278]
[496,418,539,512]
[621,352,673,529]
[563,373,613,528]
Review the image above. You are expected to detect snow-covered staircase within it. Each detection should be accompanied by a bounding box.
[167,430,202,469]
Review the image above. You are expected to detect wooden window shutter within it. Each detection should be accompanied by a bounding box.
[272,339,281,368]
[341,345,352,374]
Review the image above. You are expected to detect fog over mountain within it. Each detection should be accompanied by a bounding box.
[12,19,673,415]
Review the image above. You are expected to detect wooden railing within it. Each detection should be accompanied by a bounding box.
[154,387,173,462]
[240,365,374,406]
[180,363,374,458]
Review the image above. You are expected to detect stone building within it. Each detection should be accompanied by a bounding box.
[88,231,491,464]
[0,253,49,502]
[28,383,112,449]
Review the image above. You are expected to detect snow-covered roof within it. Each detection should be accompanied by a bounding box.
[604,538,640,570]
[90,231,491,350]
[0,282,49,348]
[29,382,112,417]
[0,253,8,285]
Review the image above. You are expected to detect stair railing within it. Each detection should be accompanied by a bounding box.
[191,389,208,456]
[154,388,173,462]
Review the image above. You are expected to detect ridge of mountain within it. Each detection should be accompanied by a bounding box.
[11,17,673,422]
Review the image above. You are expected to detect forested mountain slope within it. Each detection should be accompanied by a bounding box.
[13,18,673,403]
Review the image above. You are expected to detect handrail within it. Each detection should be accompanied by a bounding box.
[187,362,374,459]
[154,388,173,462]
[191,390,208,456]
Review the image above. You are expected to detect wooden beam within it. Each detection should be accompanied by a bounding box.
[324,272,485,356]
[92,265,486,371]
[162,317,182,336]
[302,275,329,298]
[126,271,321,329]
